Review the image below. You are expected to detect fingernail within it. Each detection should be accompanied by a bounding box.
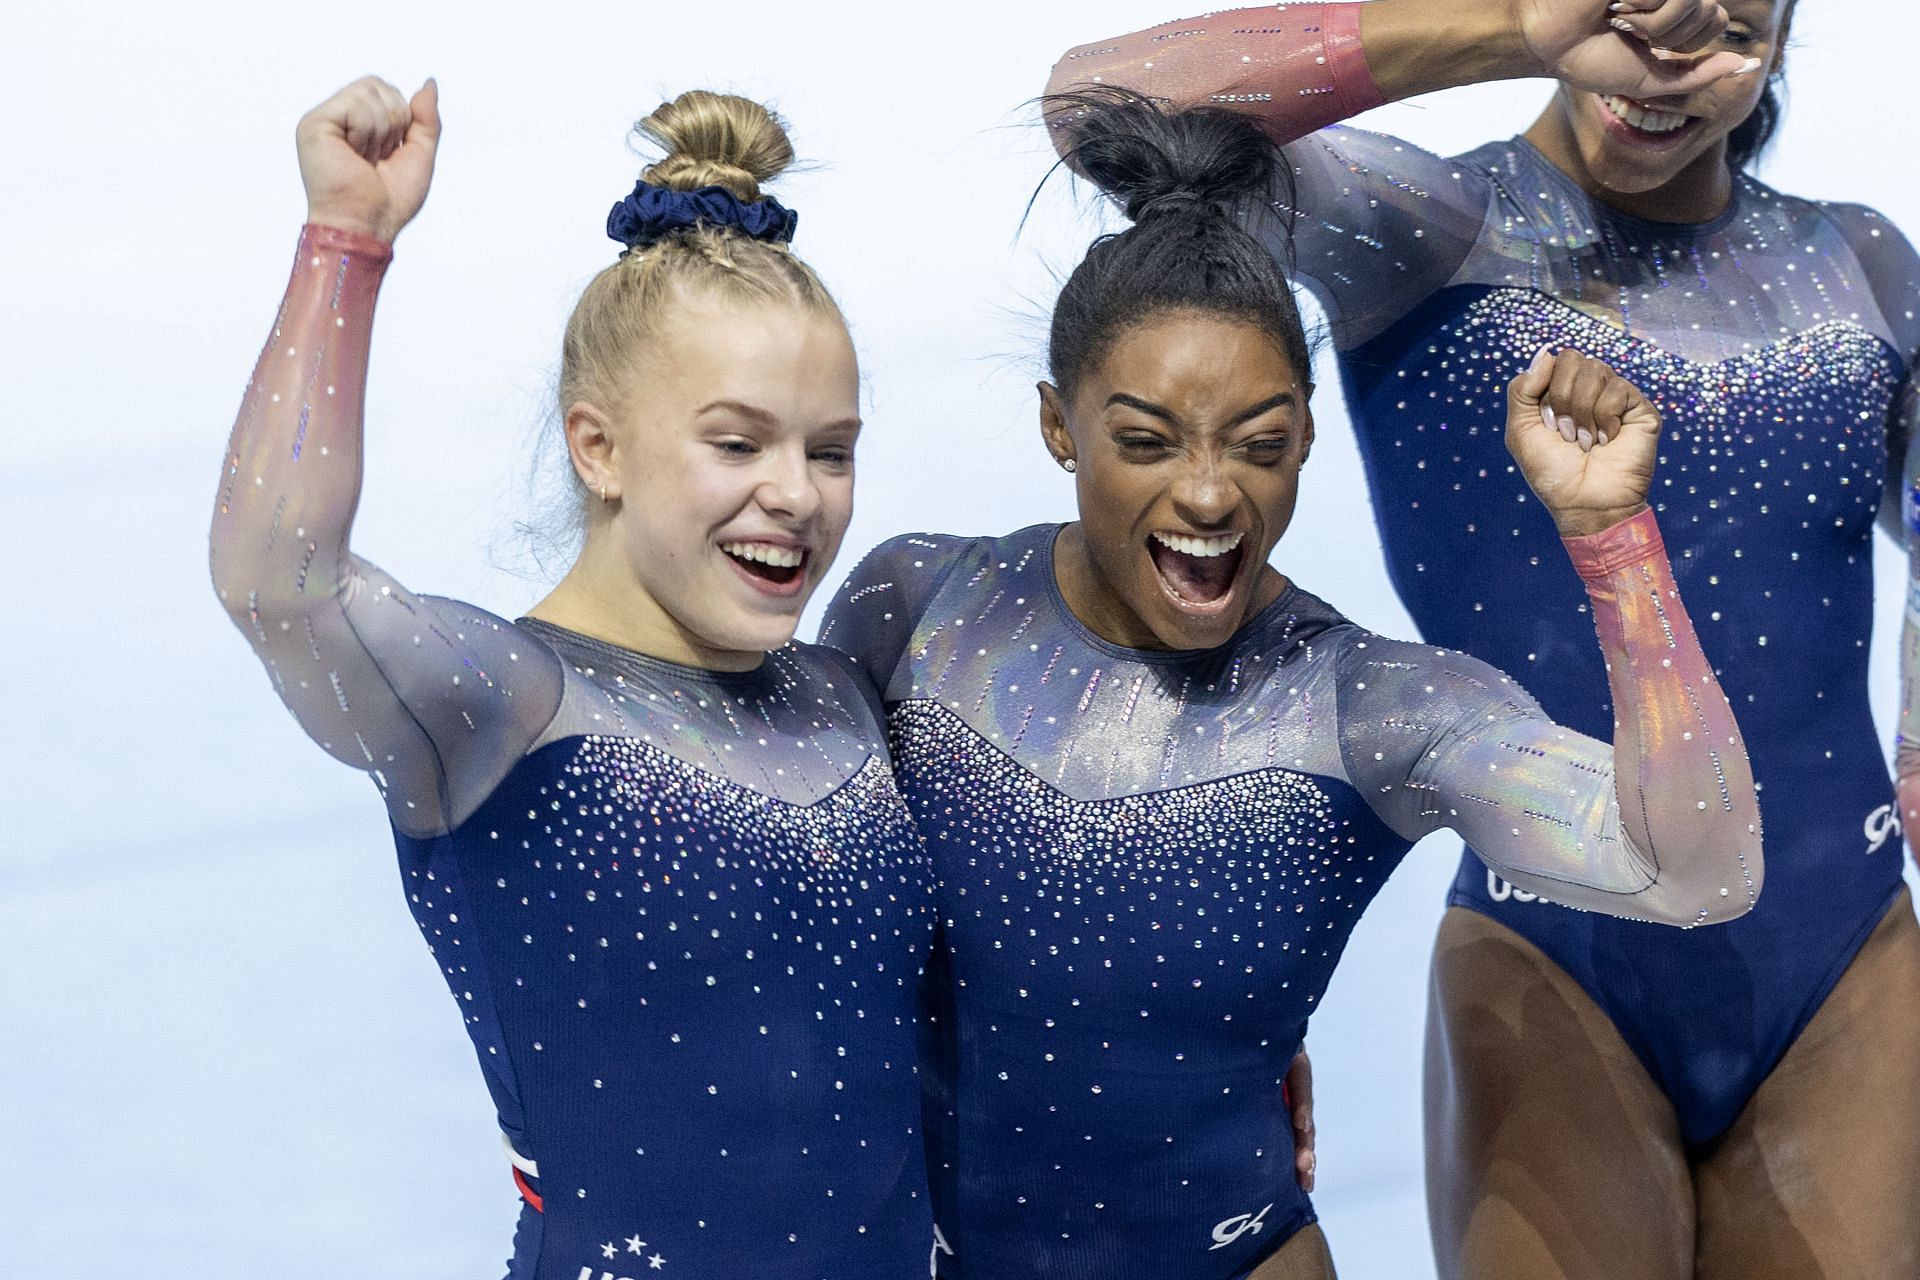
[1559,414,1578,442]
[1609,1,1634,9]
[1734,56,1763,75]
[1649,46,1680,60]
[1609,16,1637,33]
[1577,428,1595,451]
[1597,430,1611,446]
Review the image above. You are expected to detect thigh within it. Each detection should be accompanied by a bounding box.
[1424,906,1694,1280]
[1695,888,1920,1280]
[1246,1222,1337,1280]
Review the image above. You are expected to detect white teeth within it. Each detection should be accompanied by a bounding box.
[720,541,805,568]
[1152,531,1244,558]
[1602,94,1690,135]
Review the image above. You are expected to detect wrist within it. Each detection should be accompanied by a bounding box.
[1554,503,1650,540]
[1562,505,1660,579]
[1360,0,1538,98]
[305,207,396,246]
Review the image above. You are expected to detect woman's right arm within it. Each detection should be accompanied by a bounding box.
[210,78,561,837]
[1044,1,1753,345]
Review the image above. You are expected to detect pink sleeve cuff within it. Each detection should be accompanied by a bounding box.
[1563,507,1663,579]
[1321,3,1386,118]
[303,222,395,262]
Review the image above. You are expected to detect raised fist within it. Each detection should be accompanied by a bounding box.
[1506,347,1660,539]
[296,76,441,244]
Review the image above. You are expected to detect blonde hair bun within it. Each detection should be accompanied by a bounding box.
[636,90,796,204]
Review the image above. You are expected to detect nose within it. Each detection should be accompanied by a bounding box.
[1170,450,1236,527]
[757,442,822,524]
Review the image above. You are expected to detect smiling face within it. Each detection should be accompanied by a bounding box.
[1041,309,1313,652]
[1551,0,1790,197]
[568,292,860,665]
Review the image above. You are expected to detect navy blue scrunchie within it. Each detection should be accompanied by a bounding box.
[605,181,799,252]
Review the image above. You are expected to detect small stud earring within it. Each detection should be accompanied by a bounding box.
[1061,458,1077,474]
[599,483,609,502]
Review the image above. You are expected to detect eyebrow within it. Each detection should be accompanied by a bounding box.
[1105,390,1297,428]
[694,399,863,433]
[694,398,781,425]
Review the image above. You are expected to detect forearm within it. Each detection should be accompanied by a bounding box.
[1567,509,1762,923]
[1044,1,1533,149]
[211,223,390,625]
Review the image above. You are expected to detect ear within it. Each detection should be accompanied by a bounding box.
[564,400,622,502]
[1299,402,1317,467]
[1038,381,1076,470]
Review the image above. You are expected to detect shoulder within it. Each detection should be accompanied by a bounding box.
[1331,627,1541,722]
[1813,197,1920,271]
[782,639,891,733]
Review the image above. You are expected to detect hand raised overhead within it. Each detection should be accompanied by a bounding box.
[1514,0,1759,98]
[1506,346,1661,539]
[296,76,441,244]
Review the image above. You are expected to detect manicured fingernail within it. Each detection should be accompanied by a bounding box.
[1609,16,1637,33]
[1734,57,1763,74]
[1559,414,1578,442]
[1578,428,1595,450]
[1649,46,1680,60]
[1597,430,1611,446]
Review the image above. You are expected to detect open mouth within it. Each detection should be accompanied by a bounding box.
[720,539,809,597]
[1596,94,1702,147]
[1147,530,1247,614]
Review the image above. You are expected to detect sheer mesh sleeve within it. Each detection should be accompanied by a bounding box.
[1342,510,1763,926]
[1897,439,1920,866]
[1045,4,1490,347]
[818,533,975,702]
[209,225,564,837]
[1823,202,1920,538]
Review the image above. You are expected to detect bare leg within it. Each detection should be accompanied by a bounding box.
[1424,906,1694,1280]
[1694,889,1920,1280]
[1247,1222,1338,1280]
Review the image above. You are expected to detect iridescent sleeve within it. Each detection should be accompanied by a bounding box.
[1343,510,1763,926]
[1044,4,1489,347]
[818,533,973,703]
[208,225,563,837]
[1824,202,1920,538]
[1897,444,1920,867]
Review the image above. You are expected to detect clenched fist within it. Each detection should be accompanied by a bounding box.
[297,76,441,244]
[1506,347,1660,539]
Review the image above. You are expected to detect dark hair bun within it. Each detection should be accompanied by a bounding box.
[1049,87,1280,224]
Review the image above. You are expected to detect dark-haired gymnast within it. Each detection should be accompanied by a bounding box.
[823,94,1761,1280]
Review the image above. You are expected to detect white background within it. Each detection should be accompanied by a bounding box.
[3,2,1915,1276]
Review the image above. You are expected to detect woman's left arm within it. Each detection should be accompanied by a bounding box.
[1348,350,1762,925]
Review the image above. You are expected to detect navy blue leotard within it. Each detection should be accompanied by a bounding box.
[211,226,937,1279]
[823,518,1759,1278]
[1052,5,1920,1148]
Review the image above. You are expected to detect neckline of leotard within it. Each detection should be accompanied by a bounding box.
[1507,135,1750,239]
[1035,523,1303,666]
[513,615,775,689]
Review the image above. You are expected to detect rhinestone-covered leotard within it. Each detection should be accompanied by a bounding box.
[1053,3,1920,1147]
[822,515,1758,1278]
[209,226,938,1279]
